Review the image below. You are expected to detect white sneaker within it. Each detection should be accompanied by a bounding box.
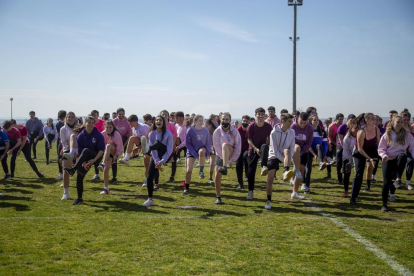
[261,166,268,176]
[142,198,154,207]
[265,200,271,210]
[142,179,147,187]
[100,189,109,195]
[246,190,254,200]
[294,170,303,180]
[290,178,294,186]
[60,183,64,187]
[283,170,293,182]
[62,152,74,161]
[301,184,307,190]
[61,193,70,200]
[406,181,413,190]
[291,192,306,200]
[389,194,395,202]
[326,157,336,165]
[119,158,129,166]
[177,158,181,163]
[0,193,3,197]
[55,173,63,180]
[141,136,148,154]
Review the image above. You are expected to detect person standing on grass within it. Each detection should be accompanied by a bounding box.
[205,119,217,185]
[181,115,212,195]
[142,116,173,207]
[55,110,66,180]
[9,120,44,179]
[304,115,328,194]
[60,112,79,200]
[90,110,105,181]
[265,106,281,128]
[236,115,250,189]
[264,113,296,210]
[112,108,132,184]
[0,127,10,181]
[64,116,105,205]
[290,112,313,199]
[3,121,21,179]
[245,107,273,200]
[350,113,380,205]
[212,112,241,204]
[175,111,187,166]
[341,120,359,198]
[335,114,355,185]
[98,120,123,195]
[326,114,344,180]
[159,110,178,183]
[25,111,44,160]
[378,115,414,212]
[43,118,58,166]
[401,110,414,190]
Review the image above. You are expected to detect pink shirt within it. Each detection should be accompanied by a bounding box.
[329,123,340,144]
[176,123,187,149]
[265,116,281,129]
[212,125,241,164]
[101,130,124,158]
[113,118,132,137]
[95,119,105,132]
[167,122,177,137]
[378,131,414,161]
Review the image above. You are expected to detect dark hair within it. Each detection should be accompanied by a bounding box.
[74,116,93,133]
[280,113,294,122]
[335,113,344,120]
[47,118,55,130]
[299,112,309,121]
[152,116,167,141]
[241,115,250,121]
[3,120,12,129]
[175,111,184,118]
[10,119,16,125]
[389,110,398,114]
[280,109,288,114]
[347,114,356,120]
[116,108,125,114]
[29,111,35,115]
[112,112,117,116]
[128,114,139,122]
[58,110,67,120]
[170,112,176,117]
[293,110,300,116]
[91,110,99,116]
[209,114,216,121]
[104,120,120,137]
[309,115,322,136]
[306,107,316,114]
[159,110,169,117]
[102,113,110,121]
[185,117,193,128]
[268,106,275,111]
[143,114,152,121]
[255,107,266,114]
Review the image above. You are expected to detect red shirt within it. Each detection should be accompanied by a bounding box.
[95,119,105,132]
[247,122,273,155]
[16,124,29,144]
[6,127,22,142]
[237,126,249,151]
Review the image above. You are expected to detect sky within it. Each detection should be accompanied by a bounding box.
[0,0,413,120]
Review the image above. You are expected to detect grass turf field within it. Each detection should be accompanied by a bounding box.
[1,145,413,275]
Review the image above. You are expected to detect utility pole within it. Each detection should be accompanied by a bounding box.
[10,98,13,119]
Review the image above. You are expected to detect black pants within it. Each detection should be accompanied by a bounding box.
[0,149,8,174]
[351,148,378,200]
[236,149,248,185]
[342,159,351,192]
[29,133,42,158]
[147,143,167,198]
[45,134,55,163]
[74,148,102,199]
[326,144,335,174]
[247,144,269,191]
[406,152,413,181]
[315,144,324,163]
[57,140,63,174]
[170,152,177,178]
[336,148,343,182]
[304,153,313,187]
[382,154,407,205]
[20,143,41,176]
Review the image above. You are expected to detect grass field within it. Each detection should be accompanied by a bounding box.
[1,145,413,275]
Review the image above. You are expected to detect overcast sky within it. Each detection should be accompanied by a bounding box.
[1,0,413,119]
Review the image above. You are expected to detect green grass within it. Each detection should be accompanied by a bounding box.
[1,145,413,275]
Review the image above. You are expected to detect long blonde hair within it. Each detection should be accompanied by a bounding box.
[386,115,406,145]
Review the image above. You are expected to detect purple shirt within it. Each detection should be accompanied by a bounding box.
[186,127,212,158]
[337,124,348,146]
[76,127,105,155]
[148,129,173,164]
[291,123,314,154]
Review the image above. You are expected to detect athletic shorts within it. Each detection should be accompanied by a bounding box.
[267,158,281,171]
[215,156,224,167]
[300,152,309,166]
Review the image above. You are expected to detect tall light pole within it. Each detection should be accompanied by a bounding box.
[288,0,303,112]
[10,98,13,119]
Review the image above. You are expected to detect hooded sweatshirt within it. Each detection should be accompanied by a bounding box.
[212,125,241,164]
[102,130,124,158]
[148,129,174,164]
[291,122,314,154]
[25,117,44,138]
[76,127,105,155]
[378,130,414,160]
[268,125,295,163]
[186,126,212,158]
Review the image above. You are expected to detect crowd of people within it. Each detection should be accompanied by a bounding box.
[1,107,413,212]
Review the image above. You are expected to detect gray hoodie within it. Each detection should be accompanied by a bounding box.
[25,117,44,138]
[269,125,295,162]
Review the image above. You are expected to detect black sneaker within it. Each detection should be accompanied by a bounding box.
[91,174,100,181]
[350,198,357,205]
[215,197,223,204]
[109,178,118,184]
[393,180,402,189]
[364,187,371,192]
[64,168,75,177]
[381,205,389,212]
[37,173,44,178]
[153,184,159,191]
[166,177,175,183]
[33,157,37,160]
[371,178,377,184]
[338,180,343,184]
[73,198,83,205]
[130,155,139,159]
[10,174,14,179]
[2,174,11,180]
[218,166,227,176]
[324,173,331,180]
[236,184,244,190]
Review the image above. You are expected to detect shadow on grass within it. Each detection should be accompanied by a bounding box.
[2,188,33,194]
[0,201,30,211]
[87,200,169,214]
[3,180,44,189]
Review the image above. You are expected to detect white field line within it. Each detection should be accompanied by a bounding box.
[305,201,413,276]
